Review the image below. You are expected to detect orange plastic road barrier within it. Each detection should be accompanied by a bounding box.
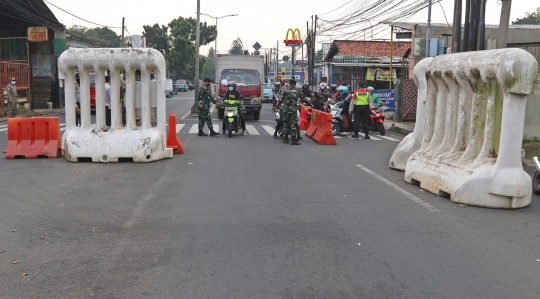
[298,105,310,130]
[304,110,336,145]
[166,113,184,154]
[4,117,61,159]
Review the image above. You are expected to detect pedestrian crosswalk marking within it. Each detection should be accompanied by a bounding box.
[245,125,259,135]
[176,124,185,133]
[334,135,341,139]
[261,125,275,135]
[369,136,382,140]
[214,124,219,133]
[379,135,401,141]
[189,124,198,133]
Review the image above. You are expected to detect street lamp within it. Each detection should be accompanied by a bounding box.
[200,13,238,96]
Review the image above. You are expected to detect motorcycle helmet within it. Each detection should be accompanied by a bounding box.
[339,85,349,95]
[367,86,374,92]
[319,82,328,90]
[227,81,237,88]
[330,84,337,91]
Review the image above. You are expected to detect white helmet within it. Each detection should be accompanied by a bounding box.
[367,86,374,91]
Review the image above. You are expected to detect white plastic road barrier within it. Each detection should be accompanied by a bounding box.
[58,48,173,162]
[389,48,538,208]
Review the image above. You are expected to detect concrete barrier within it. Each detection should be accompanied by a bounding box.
[58,48,173,162]
[389,48,538,208]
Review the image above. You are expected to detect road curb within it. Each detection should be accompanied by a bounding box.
[388,124,413,136]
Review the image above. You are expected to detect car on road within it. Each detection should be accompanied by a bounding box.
[262,83,273,103]
[177,79,188,92]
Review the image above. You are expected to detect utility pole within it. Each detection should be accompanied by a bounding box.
[121,17,125,46]
[426,0,432,57]
[191,0,201,115]
[276,40,279,82]
[452,0,462,52]
[496,0,512,49]
[463,0,471,51]
[477,0,487,50]
[468,0,477,51]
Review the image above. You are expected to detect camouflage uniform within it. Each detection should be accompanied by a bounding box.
[5,82,18,117]
[276,86,312,142]
[197,86,217,130]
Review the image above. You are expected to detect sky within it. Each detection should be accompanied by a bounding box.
[44,0,533,59]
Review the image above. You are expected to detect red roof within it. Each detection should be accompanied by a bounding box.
[332,40,411,57]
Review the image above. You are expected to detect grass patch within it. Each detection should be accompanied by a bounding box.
[523,137,540,160]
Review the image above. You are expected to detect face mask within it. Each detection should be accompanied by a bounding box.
[228,86,233,91]
[320,87,325,90]
[11,81,15,85]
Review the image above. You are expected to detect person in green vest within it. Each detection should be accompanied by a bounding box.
[348,82,374,139]
[367,86,382,106]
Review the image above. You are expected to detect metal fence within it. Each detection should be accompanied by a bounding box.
[401,78,418,121]
[0,61,30,88]
[0,38,27,61]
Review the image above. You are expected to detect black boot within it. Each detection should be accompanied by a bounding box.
[352,132,359,138]
[364,134,370,139]
[282,135,289,144]
[198,129,208,136]
[210,128,220,136]
[273,131,278,139]
[290,136,301,145]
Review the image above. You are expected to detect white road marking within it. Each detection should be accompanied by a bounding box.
[0,128,7,132]
[261,125,275,135]
[214,124,219,133]
[0,124,7,129]
[334,135,341,139]
[379,135,401,141]
[369,136,382,140]
[189,124,199,133]
[60,127,65,132]
[181,109,192,120]
[176,124,185,133]
[245,125,259,135]
[356,165,439,212]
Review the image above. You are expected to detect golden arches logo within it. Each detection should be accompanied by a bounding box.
[284,28,302,45]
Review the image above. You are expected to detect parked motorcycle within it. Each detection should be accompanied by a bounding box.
[532,156,540,195]
[223,99,241,138]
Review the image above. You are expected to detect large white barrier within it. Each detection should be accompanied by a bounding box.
[58,48,173,162]
[389,49,538,208]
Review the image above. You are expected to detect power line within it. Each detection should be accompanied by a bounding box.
[43,0,122,29]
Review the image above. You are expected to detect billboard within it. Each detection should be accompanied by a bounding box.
[374,89,395,111]
[132,35,146,48]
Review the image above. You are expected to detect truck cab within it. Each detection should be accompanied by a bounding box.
[218,69,262,120]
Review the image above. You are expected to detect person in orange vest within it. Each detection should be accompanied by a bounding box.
[348,82,374,139]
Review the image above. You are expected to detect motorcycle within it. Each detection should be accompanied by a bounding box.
[331,104,353,136]
[532,156,540,195]
[274,108,284,137]
[223,98,241,138]
[361,102,388,136]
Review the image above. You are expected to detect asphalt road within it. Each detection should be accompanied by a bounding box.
[1,90,539,298]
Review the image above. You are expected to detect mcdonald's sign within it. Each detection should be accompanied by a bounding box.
[284,28,302,46]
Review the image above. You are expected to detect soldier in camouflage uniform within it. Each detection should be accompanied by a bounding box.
[5,77,18,117]
[274,79,312,145]
[197,77,219,136]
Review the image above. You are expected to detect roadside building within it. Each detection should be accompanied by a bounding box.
[316,40,411,90]
[0,0,67,110]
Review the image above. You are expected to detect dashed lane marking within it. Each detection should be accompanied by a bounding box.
[356,165,439,212]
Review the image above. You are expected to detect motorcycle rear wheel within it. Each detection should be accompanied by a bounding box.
[533,171,540,195]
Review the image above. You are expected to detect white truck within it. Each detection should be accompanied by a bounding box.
[216,54,264,120]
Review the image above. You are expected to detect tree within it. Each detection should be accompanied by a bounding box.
[243,50,250,55]
[229,38,244,54]
[315,49,323,60]
[208,47,215,60]
[65,25,121,47]
[512,7,540,24]
[142,24,170,54]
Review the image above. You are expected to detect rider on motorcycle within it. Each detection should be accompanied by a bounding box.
[367,86,382,106]
[330,84,337,97]
[221,81,246,135]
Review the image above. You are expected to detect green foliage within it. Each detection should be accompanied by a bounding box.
[142,24,170,54]
[208,47,215,60]
[512,7,540,25]
[65,25,121,47]
[315,49,323,60]
[243,50,250,55]
[142,17,216,80]
[201,56,215,81]
[229,38,244,54]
